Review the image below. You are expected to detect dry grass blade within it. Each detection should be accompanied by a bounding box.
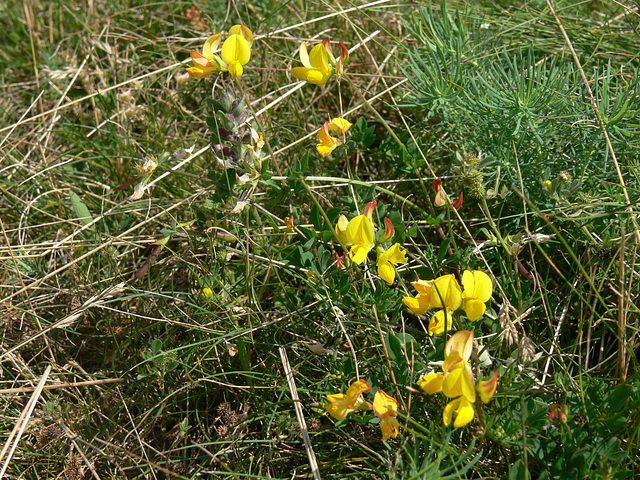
[0,365,52,476]
[0,377,124,395]
[279,346,321,480]
[0,283,127,362]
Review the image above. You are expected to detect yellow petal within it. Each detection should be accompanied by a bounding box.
[445,330,474,361]
[442,358,476,402]
[380,415,399,440]
[477,370,499,403]
[349,244,369,265]
[335,214,350,245]
[325,379,371,421]
[379,243,408,266]
[317,144,336,156]
[291,66,311,82]
[298,41,312,68]
[201,287,213,298]
[417,373,444,394]
[462,270,493,303]
[347,215,374,246]
[372,390,399,440]
[372,390,397,417]
[202,34,222,59]
[428,309,453,335]
[464,299,486,322]
[345,379,372,404]
[228,62,243,79]
[442,367,464,398]
[431,274,462,311]
[346,215,374,264]
[228,25,253,45]
[411,280,433,298]
[443,397,475,427]
[190,49,211,66]
[317,123,337,148]
[328,117,352,136]
[442,351,463,373]
[325,393,351,420]
[308,43,329,70]
[460,368,477,402]
[402,295,432,315]
[306,69,331,86]
[378,262,396,286]
[187,65,219,78]
[221,34,251,67]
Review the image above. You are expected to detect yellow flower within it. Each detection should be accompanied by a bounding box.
[334,202,376,264]
[376,243,408,286]
[200,287,213,298]
[442,330,475,403]
[325,379,371,421]
[372,390,399,440]
[187,34,224,78]
[317,121,339,157]
[403,275,462,334]
[431,274,462,311]
[402,280,435,315]
[543,179,553,189]
[378,217,395,243]
[328,117,352,136]
[292,41,335,86]
[443,396,475,428]
[221,25,253,78]
[187,26,253,79]
[335,214,350,246]
[476,370,499,404]
[429,309,453,335]
[316,117,352,157]
[346,215,375,264]
[445,329,474,362]
[461,270,493,321]
[417,330,493,428]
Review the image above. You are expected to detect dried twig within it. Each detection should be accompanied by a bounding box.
[279,347,321,480]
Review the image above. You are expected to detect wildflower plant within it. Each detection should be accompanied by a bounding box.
[334,201,408,286]
[317,117,352,157]
[325,380,400,441]
[418,330,499,428]
[6,0,636,477]
[187,25,254,79]
[403,270,493,334]
[292,37,349,86]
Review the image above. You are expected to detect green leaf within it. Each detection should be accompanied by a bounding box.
[151,339,162,356]
[509,460,528,480]
[310,204,322,231]
[385,332,403,362]
[69,191,93,226]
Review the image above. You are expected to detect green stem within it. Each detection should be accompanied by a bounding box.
[298,177,339,242]
[343,74,434,214]
[445,203,462,263]
[343,74,405,149]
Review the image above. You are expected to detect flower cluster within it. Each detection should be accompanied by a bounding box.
[325,380,399,440]
[317,117,352,157]
[292,37,349,86]
[335,201,408,286]
[187,25,254,79]
[402,270,493,335]
[418,330,498,427]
